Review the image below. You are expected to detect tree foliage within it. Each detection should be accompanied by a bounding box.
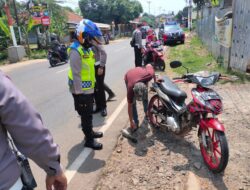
[140,13,156,27]
[78,0,143,24]
[175,6,189,24]
[42,0,68,38]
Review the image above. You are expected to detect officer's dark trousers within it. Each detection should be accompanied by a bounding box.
[104,83,114,95]
[94,65,106,110]
[72,94,94,139]
[134,46,142,67]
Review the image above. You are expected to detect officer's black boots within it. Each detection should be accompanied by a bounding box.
[92,131,103,138]
[84,130,103,150]
[85,139,103,150]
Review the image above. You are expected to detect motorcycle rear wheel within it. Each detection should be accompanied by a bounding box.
[198,128,229,173]
[148,95,165,128]
[156,59,165,71]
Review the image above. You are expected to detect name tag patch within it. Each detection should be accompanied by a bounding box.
[82,54,90,58]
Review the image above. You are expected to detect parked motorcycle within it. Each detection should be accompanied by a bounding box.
[143,41,165,71]
[147,61,229,173]
[47,44,68,67]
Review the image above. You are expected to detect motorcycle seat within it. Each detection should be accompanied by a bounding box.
[156,48,163,51]
[159,76,187,105]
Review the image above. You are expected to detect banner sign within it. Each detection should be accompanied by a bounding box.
[215,12,233,48]
[41,16,50,26]
[27,1,50,27]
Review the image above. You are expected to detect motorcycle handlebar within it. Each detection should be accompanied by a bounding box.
[172,75,185,80]
[172,77,182,80]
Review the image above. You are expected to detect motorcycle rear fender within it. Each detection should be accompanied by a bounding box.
[199,118,225,132]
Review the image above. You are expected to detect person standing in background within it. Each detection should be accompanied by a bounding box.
[132,23,143,67]
[92,39,108,117]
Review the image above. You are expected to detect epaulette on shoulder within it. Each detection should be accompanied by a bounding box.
[70,41,80,50]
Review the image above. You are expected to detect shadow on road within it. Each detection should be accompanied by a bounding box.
[49,62,67,68]
[66,142,84,169]
[79,151,106,173]
[66,142,106,174]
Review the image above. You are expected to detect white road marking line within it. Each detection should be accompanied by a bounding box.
[65,97,127,182]
[56,67,69,74]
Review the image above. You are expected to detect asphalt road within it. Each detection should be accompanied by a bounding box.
[3,38,135,190]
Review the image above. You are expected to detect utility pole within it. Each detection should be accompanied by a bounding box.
[147,0,151,14]
[12,0,23,43]
[4,0,17,46]
[188,0,193,31]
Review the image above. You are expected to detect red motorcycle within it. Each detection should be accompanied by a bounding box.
[148,61,229,173]
[143,41,165,71]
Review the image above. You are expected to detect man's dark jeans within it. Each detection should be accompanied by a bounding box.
[134,46,142,67]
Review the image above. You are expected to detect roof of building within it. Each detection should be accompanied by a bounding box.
[66,11,110,30]
[67,11,83,24]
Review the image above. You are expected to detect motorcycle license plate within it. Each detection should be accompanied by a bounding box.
[201,91,220,100]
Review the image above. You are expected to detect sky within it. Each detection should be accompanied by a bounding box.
[58,0,188,16]
[138,0,187,15]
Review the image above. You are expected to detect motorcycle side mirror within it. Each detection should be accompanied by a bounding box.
[170,61,182,68]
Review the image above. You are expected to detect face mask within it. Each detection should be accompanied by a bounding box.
[82,39,93,49]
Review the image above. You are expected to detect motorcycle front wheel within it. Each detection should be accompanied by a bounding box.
[147,95,165,128]
[198,128,229,173]
[156,59,165,71]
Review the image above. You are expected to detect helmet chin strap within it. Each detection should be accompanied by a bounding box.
[82,38,93,49]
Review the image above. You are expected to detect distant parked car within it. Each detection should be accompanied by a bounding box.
[165,21,178,25]
[159,25,185,45]
[140,25,150,39]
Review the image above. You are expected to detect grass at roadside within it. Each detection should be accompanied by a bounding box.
[30,49,47,59]
[0,49,47,66]
[168,35,216,74]
[168,34,250,83]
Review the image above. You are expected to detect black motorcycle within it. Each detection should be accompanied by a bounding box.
[47,44,68,67]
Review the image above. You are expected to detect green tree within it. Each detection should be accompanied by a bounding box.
[0,16,10,38]
[47,0,68,40]
[140,13,156,27]
[79,0,143,24]
[176,10,183,24]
